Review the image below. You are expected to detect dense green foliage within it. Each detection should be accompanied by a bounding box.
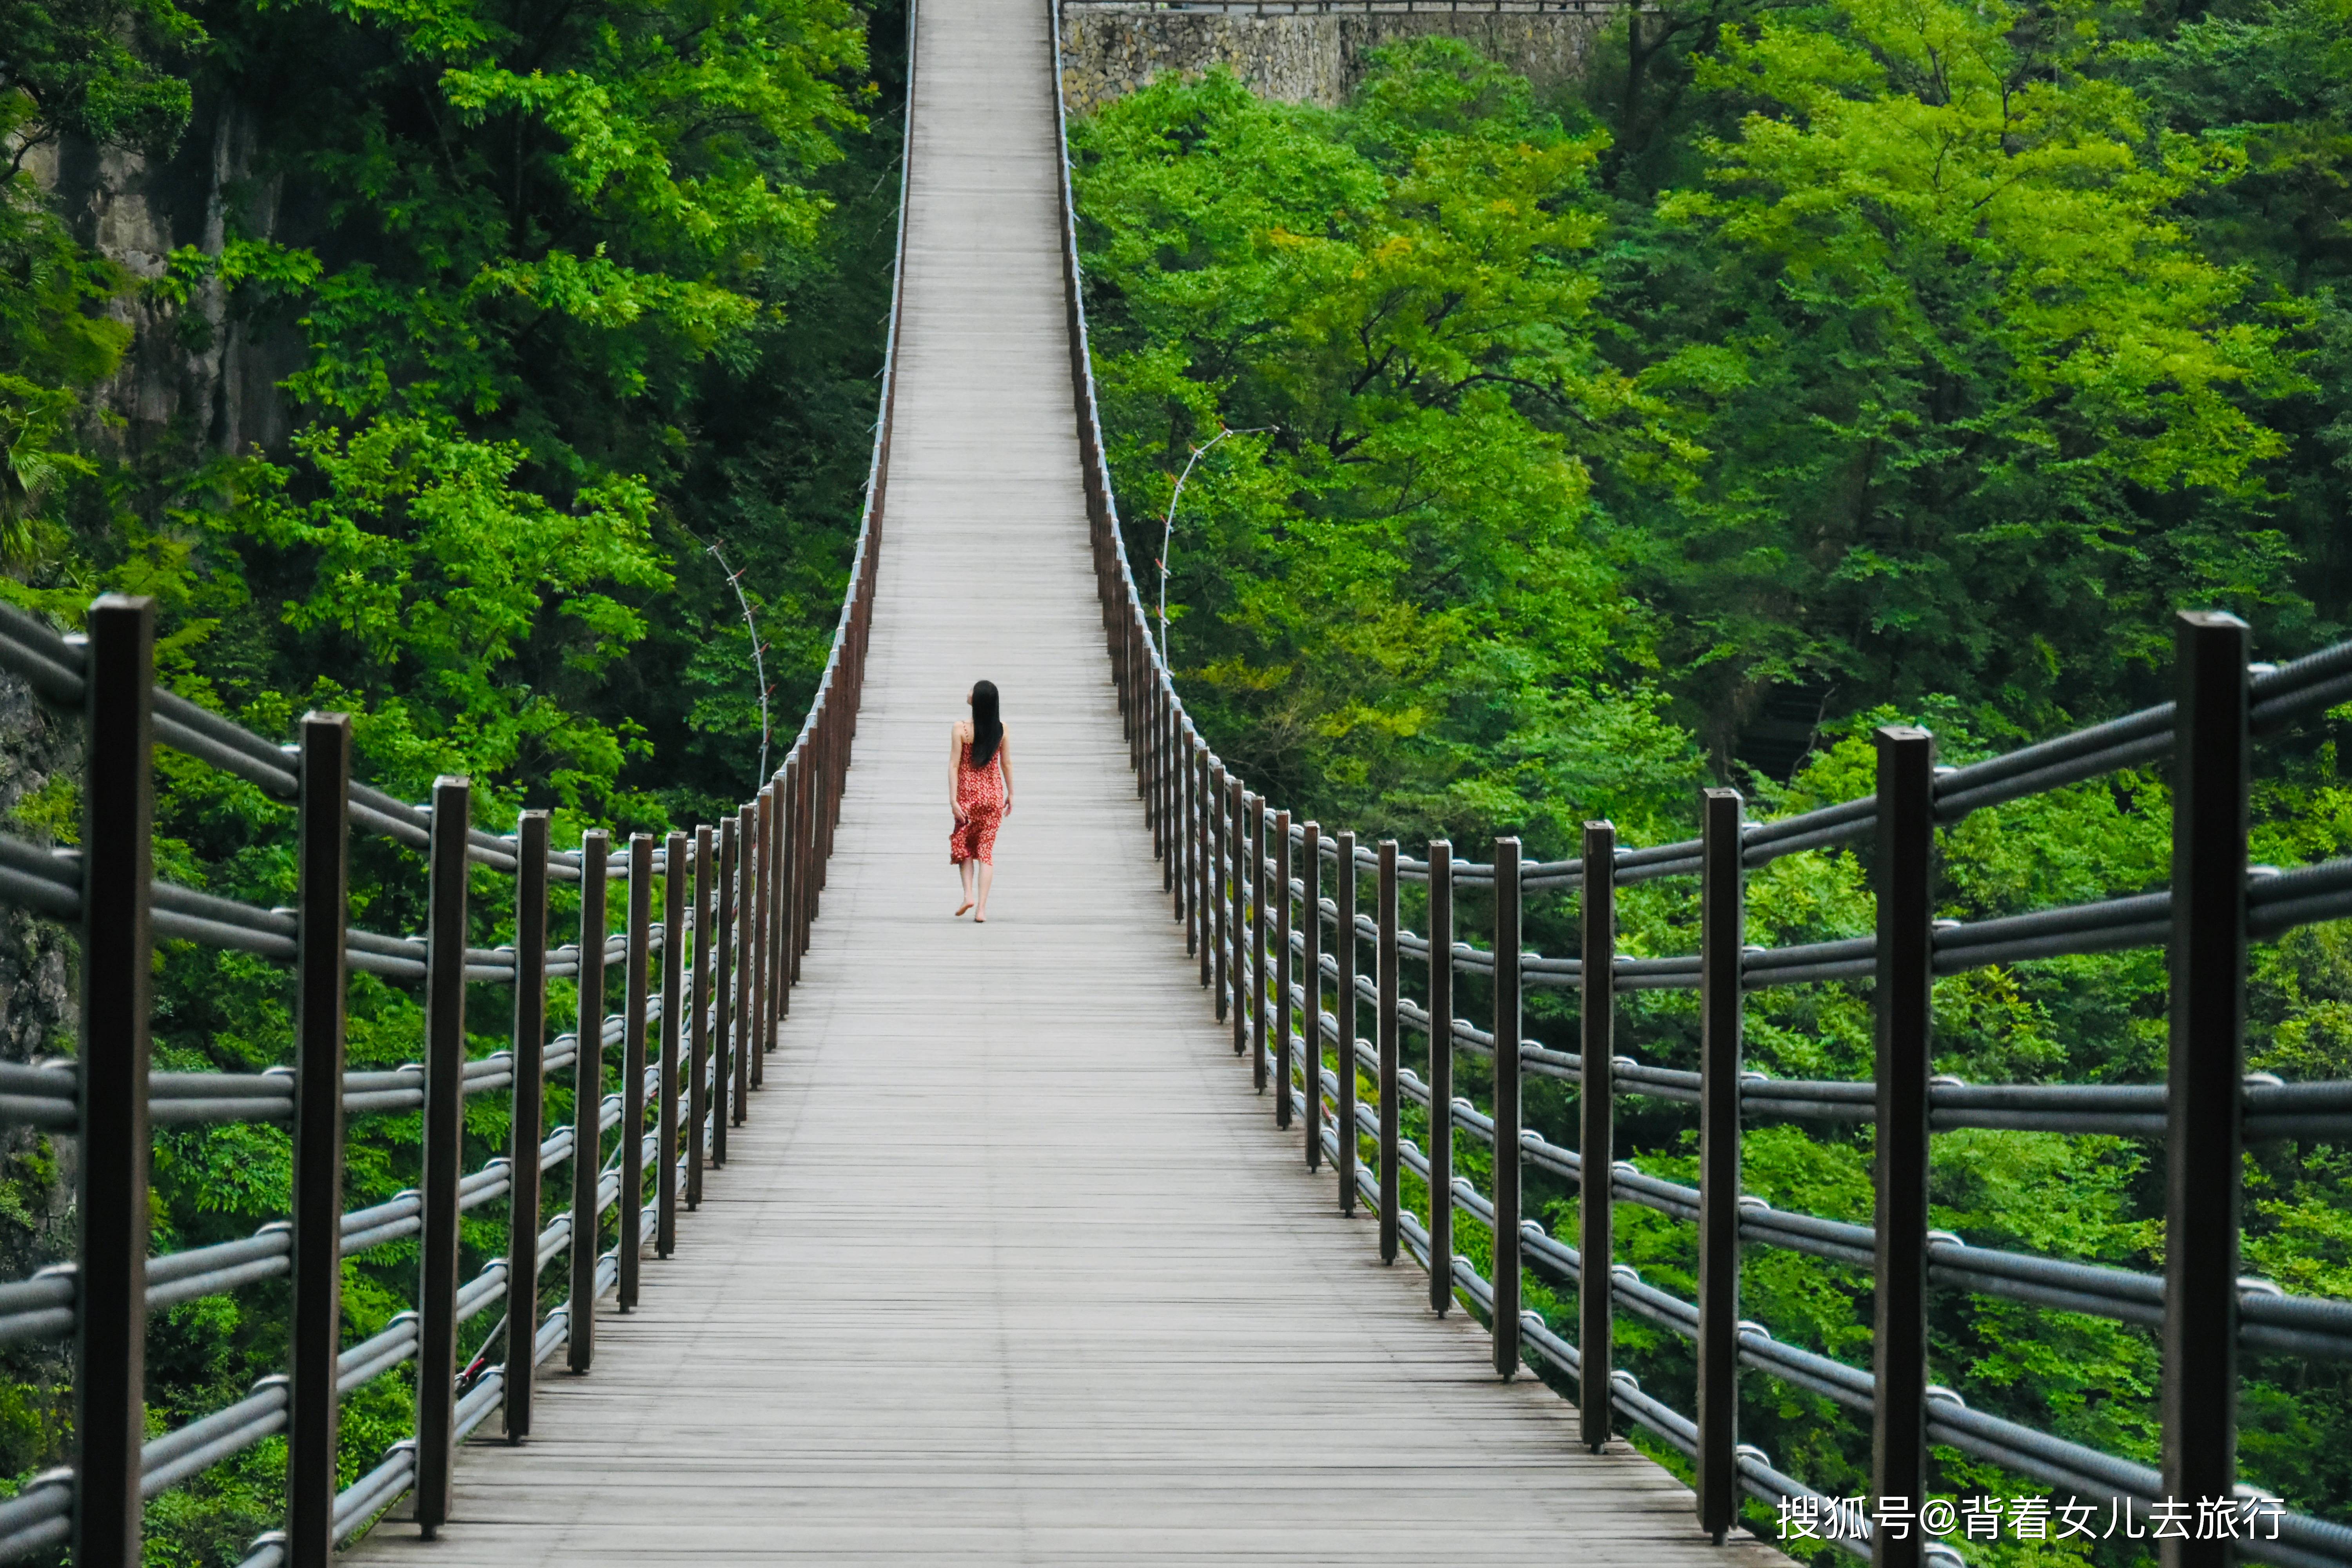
[1072,11,2352,1557]
[2,0,898,1550]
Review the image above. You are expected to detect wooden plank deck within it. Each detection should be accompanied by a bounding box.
[351,0,1793,1558]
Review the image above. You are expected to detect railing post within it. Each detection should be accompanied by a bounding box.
[1174,723,1189,938]
[415,775,471,1534]
[1336,831,1358,1215]
[1179,725,1194,937]
[1252,793,1270,1093]
[826,701,842,890]
[2163,611,2250,1568]
[1579,820,1616,1446]
[1230,777,1247,1050]
[658,830,685,1258]
[1377,840,1400,1264]
[74,595,154,1568]
[1147,677,1162,849]
[818,703,833,880]
[780,758,801,1007]
[811,720,829,919]
[1492,835,1521,1380]
[287,713,350,1568]
[504,811,549,1439]
[688,825,712,1206]
[764,790,780,1073]
[619,833,652,1310]
[734,804,754,1123]
[1155,685,1166,866]
[1871,728,1935,1568]
[568,830,608,1375]
[768,772,788,1038]
[1128,620,1142,772]
[1274,811,1292,1127]
[1426,839,1452,1317]
[1303,822,1323,1170]
[1200,752,1218,991]
[714,815,736,1163]
[1696,789,1744,1542]
[750,789,769,1091]
[792,755,811,982]
[1166,696,1180,906]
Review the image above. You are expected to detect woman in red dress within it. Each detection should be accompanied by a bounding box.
[949,679,1013,920]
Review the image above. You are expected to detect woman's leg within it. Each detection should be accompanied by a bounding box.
[974,859,995,920]
[956,855,975,913]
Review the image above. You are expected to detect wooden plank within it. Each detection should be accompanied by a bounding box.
[350,0,1793,1558]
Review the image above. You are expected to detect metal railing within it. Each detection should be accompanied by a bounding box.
[1049,4,2352,1564]
[0,2,903,1557]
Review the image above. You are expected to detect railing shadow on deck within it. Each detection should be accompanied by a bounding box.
[0,4,909,1563]
[1046,5,2352,1565]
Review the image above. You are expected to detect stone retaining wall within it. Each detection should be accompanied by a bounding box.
[1059,4,1602,114]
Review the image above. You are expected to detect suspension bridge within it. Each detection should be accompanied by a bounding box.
[2,0,2350,1564]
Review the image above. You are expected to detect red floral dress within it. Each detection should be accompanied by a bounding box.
[951,736,1006,864]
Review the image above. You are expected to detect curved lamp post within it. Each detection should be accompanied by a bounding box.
[1156,425,1270,663]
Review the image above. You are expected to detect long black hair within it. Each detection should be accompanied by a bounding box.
[969,680,1003,767]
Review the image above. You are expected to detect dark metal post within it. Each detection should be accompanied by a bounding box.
[1275,811,1292,1126]
[1377,840,1400,1263]
[734,804,753,1121]
[504,811,549,1439]
[1181,728,1197,943]
[657,831,684,1258]
[1696,790,1743,1541]
[1252,793,1269,1093]
[808,723,827,927]
[619,834,652,1310]
[1579,820,1617,1447]
[287,714,350,1568]
[713,817,736,1163]
[74,596,154,1568]
[1165,697,1180,904]
[1426,840,1452,1317]
[1871,728,1935,1568]
[1167,695,1181,902]
[1303,823,1323,1170]
[1204,755,1221,996]
[688,826,712,1206]
[1169,703,1183,912]
[822,709,839,901]
[415,776,470,1534]
[780,757,801,1007]
[1149,678,1163,862]
[2164,612,2250,1568]
[769,773,788,1035]
[1336,831,1358,1214]
[786,757,805,984]
[1231,778,1247,1053]
[804,734,821,954]
[568,832,609,1373]
[750,789,769,1091]
[1493,836,1522,1380]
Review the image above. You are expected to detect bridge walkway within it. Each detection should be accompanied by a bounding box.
[352,0,1788,1558]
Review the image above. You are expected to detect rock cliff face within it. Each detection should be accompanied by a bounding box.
[0,668,78,1304]
[8,97,301,1080]
[25,90,306,463]
[0,674,72,1069]
[1058,3,1601,114]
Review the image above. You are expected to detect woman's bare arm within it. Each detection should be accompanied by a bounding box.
[997,729,1013,813]
[948,723,966,820]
